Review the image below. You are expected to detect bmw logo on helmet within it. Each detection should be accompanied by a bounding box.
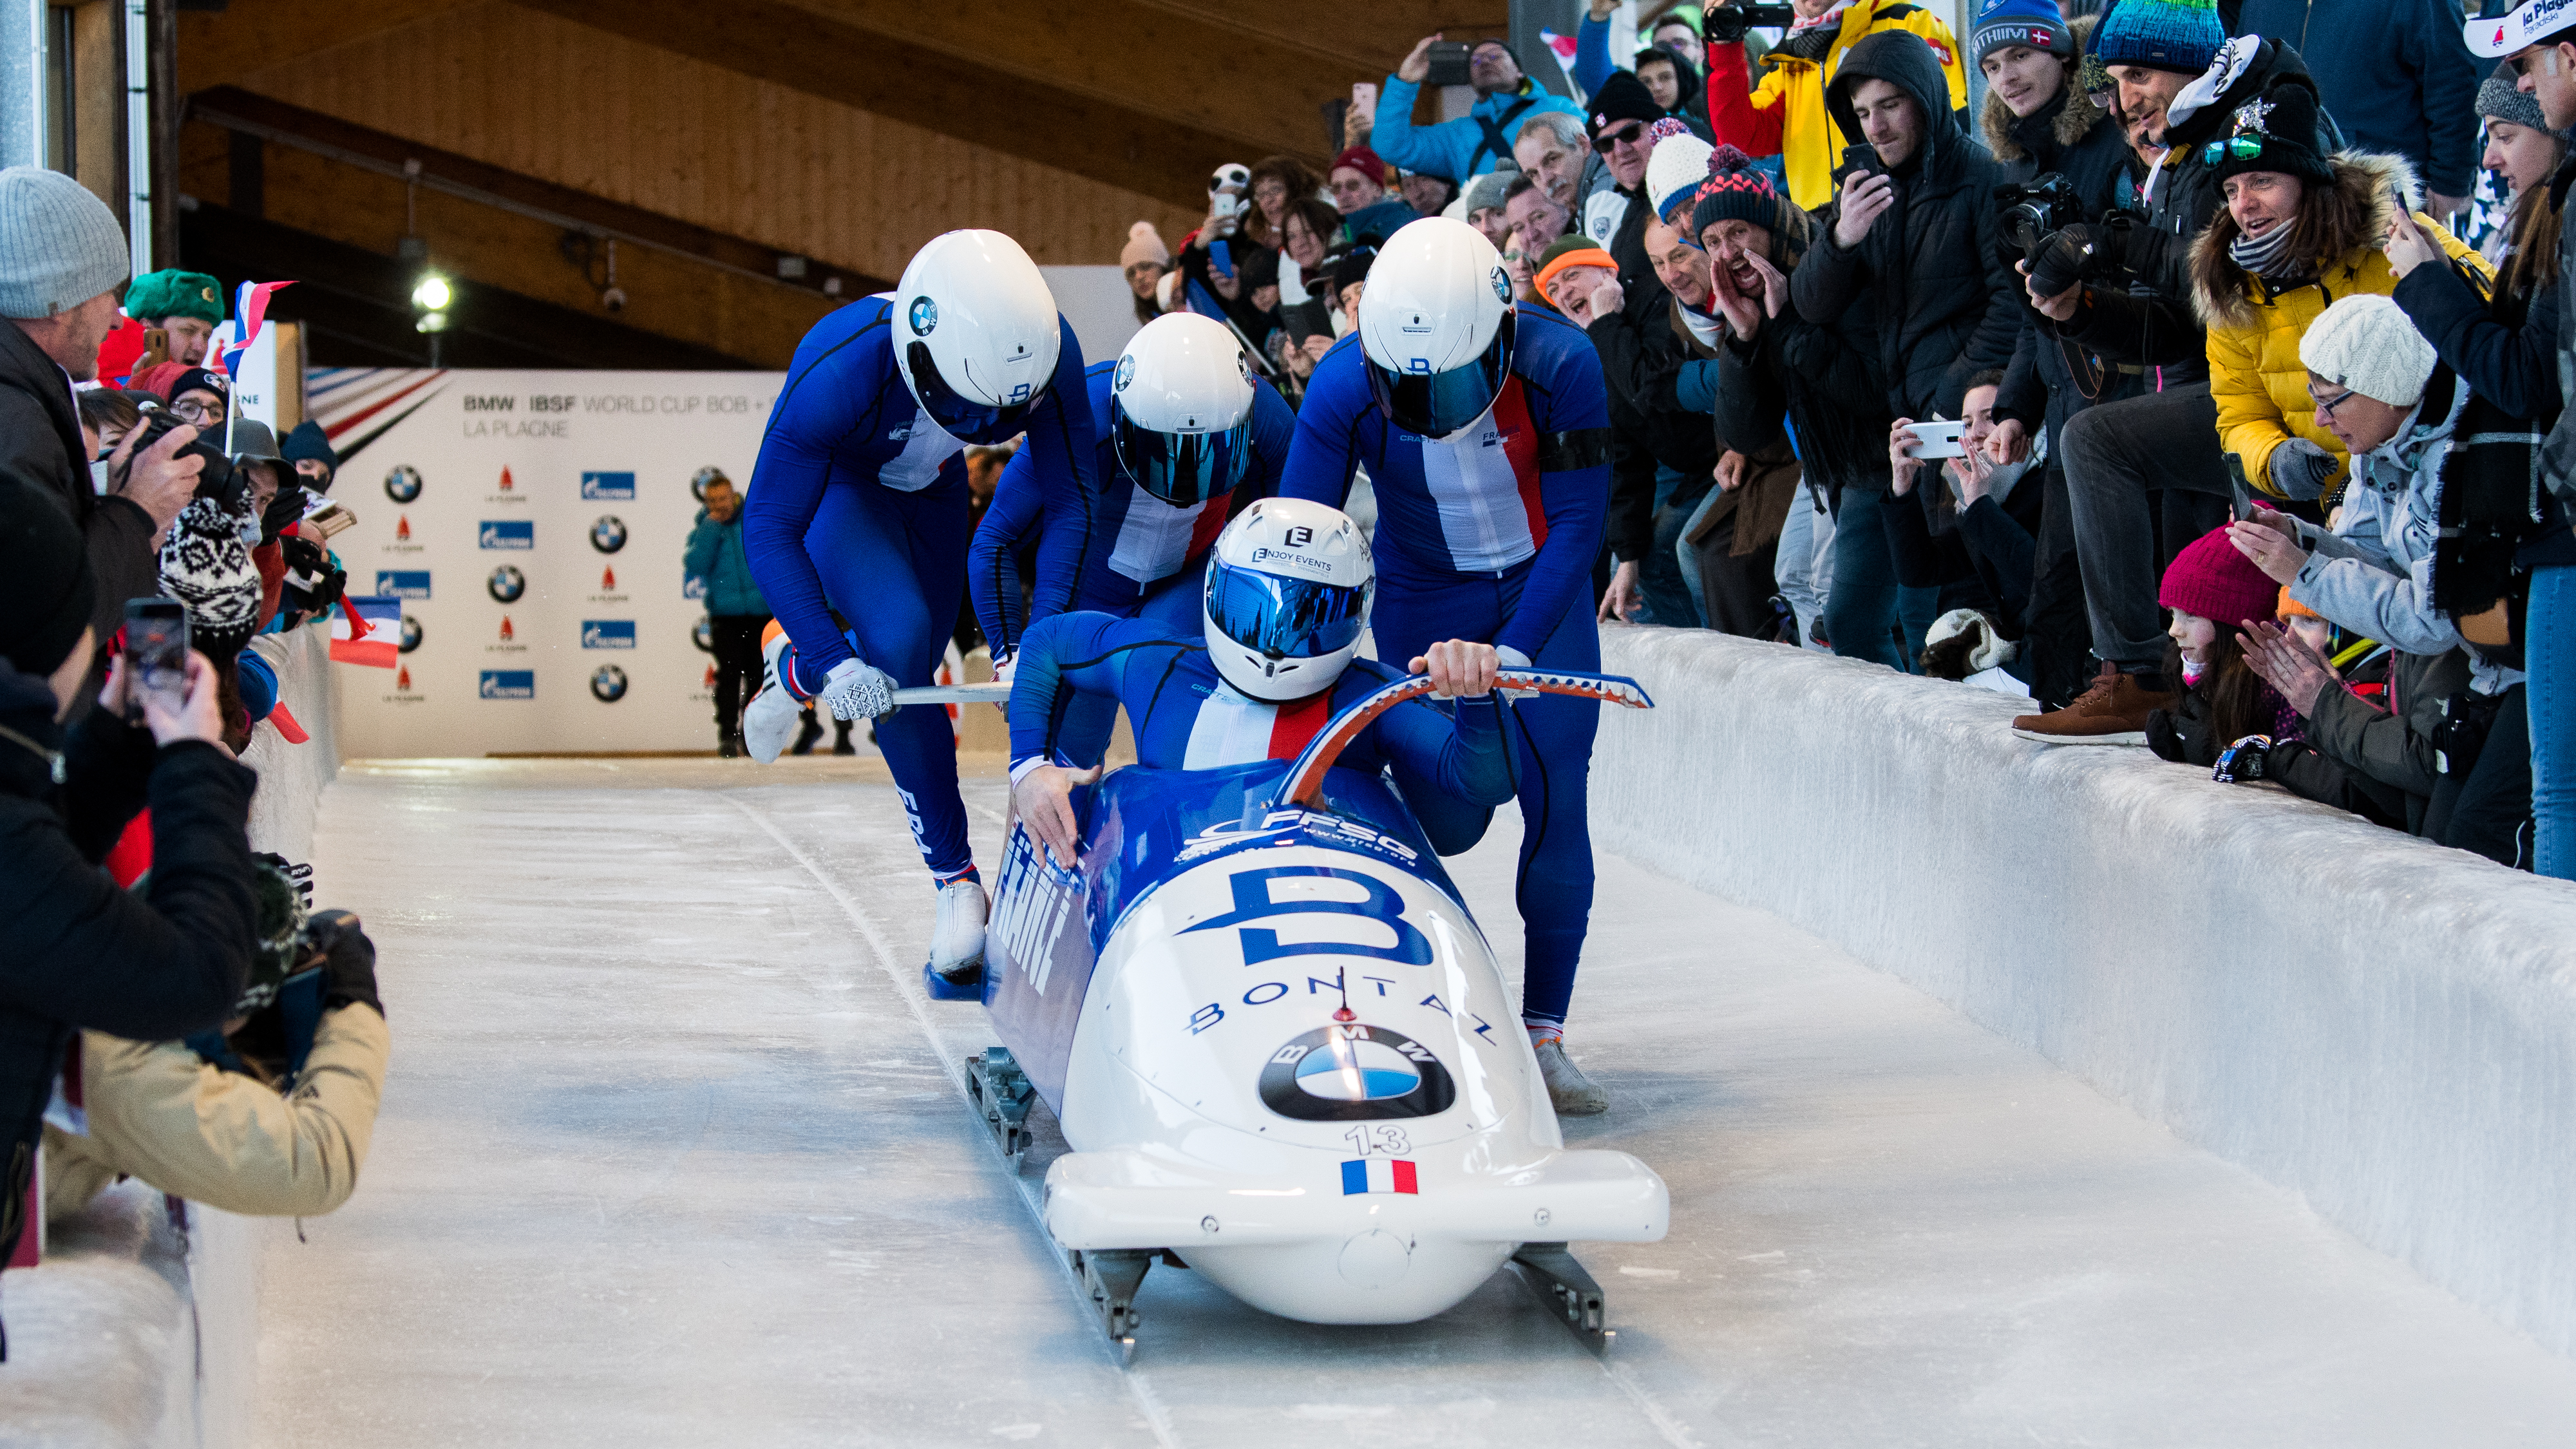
[1490,265,1511,304]
[398,615,423,653]
[1114,354,1136,391]
[589,664,629,703]
[590,515,628,554]
[384,465,423,503]
[691,616,714,653]
[487,565,526,603]
[908,296,938,336]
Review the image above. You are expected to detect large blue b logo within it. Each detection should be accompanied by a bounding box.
[1181,866,1433,967]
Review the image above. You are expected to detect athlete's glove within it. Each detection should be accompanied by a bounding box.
[2212,734,2273,784]
[819,658,899,721]
[2268,439,2339,501]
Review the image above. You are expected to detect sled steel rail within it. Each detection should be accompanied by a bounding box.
[1270,669,1654,813]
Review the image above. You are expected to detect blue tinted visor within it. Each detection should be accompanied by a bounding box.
[904,340,1045,445]
[1110,394,1255,507]
[1205,558,1370,659]
[1362,308,1515,440]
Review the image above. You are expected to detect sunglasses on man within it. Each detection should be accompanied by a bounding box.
[1593,121,1647,154]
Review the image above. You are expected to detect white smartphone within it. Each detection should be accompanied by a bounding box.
[1904,419,1968,459]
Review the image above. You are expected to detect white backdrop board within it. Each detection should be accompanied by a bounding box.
[315,368,783,757]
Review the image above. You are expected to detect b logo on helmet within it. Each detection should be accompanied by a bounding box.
[1009,383,1031,402]
[1114,355,1137,391]
[1408,357,1432,374]
[908,296,938,336]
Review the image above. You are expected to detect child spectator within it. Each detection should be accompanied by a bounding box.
[2143,525,2302,764]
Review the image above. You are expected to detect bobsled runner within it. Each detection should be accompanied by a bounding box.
[963,668,1669,1358]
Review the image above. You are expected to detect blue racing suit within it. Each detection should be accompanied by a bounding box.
[971,362,1297,768]
[743,293,1096,882]
[1278,305,1613,1028]
[1007,613,1513,834]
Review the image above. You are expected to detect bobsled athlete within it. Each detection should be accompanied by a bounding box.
[741,229,1097,982]
[1276,216,1616,1115]
[1008,498,1516,872]
[969,312,1297,770]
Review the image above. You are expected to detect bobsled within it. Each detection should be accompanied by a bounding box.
[962,668,1669,1356]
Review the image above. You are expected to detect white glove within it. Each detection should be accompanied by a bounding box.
[819,658,898,721]
[992,650,1019,688]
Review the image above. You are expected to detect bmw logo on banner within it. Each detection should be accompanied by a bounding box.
[589,664,629,703]
[590,515,628,554]
[1257,1025,1455,1122]
[487,565,526,603]
[384,465,423,503]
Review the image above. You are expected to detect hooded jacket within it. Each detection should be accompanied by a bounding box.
[2190,150,2489,497]
[1714,207,1893,504]
[0,320,160,652]
[1790,30,2022,422]
[0,663,257,1323]
[683,506,769,618]
[1369,75,1586,183]
[1703,0,1971,210]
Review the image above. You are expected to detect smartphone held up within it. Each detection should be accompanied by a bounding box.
[123,598,190,719]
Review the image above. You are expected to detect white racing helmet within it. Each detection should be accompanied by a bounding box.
[1111,313,1258,507]
[1356,216,1518,440]
[895,229,1062,444]
[1202,498,1374,703]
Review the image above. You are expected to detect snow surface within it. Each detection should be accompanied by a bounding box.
[251,753,2576,1447]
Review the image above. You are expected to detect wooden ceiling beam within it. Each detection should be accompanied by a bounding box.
[176,0,486,93]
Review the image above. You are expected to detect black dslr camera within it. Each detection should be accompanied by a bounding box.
[1996,174,2081,265]
[1994,173,2132,299]
[1705,4,1800,44]
[122,402,249,513]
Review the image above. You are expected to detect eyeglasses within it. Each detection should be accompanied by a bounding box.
[2309,385,2359,419]
[169,395,224,424]
[2202,135,2265,164]
[1593,122,1646,153]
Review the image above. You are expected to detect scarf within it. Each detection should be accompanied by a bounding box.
[2226,221,2304,279]
[1781,5,1852,61]
[2181,658,2209,687]
[1676,296,1727,350]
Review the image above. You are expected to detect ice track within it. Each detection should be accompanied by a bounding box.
[263,757,2576,1447]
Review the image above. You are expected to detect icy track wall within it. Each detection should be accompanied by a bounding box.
[1593,628,2576,1357]
[0,625,339,1448]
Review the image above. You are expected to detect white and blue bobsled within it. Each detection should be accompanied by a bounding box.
[963,668,1669,1355]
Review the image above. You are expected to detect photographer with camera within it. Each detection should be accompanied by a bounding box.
[0,169,212,661]
[1792,32,2020,670]
[1371,34,1584,185]
[1701,0,1970,211]
[0,483,260,1349]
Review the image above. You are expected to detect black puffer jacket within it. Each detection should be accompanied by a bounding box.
[1791,29,2022,420]
[0,321,158,650]
[0,663,257,1348]
[1716,279,1890,504]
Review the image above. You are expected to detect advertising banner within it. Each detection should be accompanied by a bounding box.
[313,368,782,757]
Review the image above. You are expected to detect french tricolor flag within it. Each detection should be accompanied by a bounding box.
[331,596,400,668]
[1341,1159,1419,1196]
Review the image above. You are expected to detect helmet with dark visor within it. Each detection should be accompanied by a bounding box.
[1204,557,1371,659]
[1110,394,1255,507]
[905,341,1046,444]
[1363,308,1516,439]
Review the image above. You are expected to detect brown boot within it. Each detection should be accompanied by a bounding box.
[2009,665,2176,746]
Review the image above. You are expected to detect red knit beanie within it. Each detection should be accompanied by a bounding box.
[2159,525,2280,627]
[1330,146,1388,188]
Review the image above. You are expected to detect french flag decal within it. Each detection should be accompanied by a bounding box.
[1341,1159,1419,1195]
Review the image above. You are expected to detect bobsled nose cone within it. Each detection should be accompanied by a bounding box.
[1338,1230,1412,1290]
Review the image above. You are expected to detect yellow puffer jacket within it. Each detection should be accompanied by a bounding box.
[2193,153,2491,499]
[1716,1,1969,210]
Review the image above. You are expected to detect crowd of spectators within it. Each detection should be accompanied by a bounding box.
[1119,0,2574,878]
[0,166,388,1354]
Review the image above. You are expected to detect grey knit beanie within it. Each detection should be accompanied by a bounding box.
[2478,60,2549,135]
[1461,166,1520,218]
[0,167,130,319]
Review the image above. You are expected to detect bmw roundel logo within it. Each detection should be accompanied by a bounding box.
[1490,265,1511,304]
[690,465,725,502]
[589,664,629,703]
[908,295,938,336]
[384,465,423,503]
[1257,1025,1455,1122]
[398,614,423,653]
[589,515,628,553]
[487,565,526,603]
[1113,355,1135,391]
[691,615,714,653]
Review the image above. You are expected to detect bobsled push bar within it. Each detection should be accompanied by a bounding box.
[887,681,1012,706]
[1271,669,1653,811]
[889,669,1654,721]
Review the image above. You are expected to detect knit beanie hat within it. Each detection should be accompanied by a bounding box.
[1972,0,2075,62]
[2299,294,2438,408]
[1118,221,1170,271]
[1325,241,1380,296]
[1691,146,1791,240]
[1460,166,1520,217]
[2161,524,2282,626]
[1534,242,1618,303]
[2210,85,2336,188]
[0,167,131,320]
[2092,0,2223,75]
[1646,131,1716,222]
[2477,60,2549,133]
[1330,146,1389,188]
[168,366,230,406]
[1587,71,1663,141]
[281,419,338,488]
[159,498,265,667]
[0,473,98,677]
[2277,585,2322,621]
[123,269,227,326]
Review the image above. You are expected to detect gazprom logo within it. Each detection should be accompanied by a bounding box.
[581,620,637,650]
[479,520,533,549]
[478,670,535,699]
[376,570,431,598]
[580,471,636,500]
